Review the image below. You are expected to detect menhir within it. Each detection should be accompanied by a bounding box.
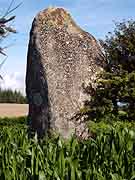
[26,7,105,138]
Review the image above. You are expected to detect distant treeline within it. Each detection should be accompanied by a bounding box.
[0,88,27,104]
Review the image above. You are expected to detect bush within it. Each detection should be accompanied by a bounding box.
[81,20,135,122]
[0,116,27,127]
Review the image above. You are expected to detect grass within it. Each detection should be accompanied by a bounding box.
[0,116,27,127]
[0,117,135,179]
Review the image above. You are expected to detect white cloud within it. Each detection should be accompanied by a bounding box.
[0,72,25,95]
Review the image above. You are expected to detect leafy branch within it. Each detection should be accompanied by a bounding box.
[0,0,22,79]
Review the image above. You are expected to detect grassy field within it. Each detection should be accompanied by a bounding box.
[0,105,135,179]
[0,103,28,117]
[0,117,135,179]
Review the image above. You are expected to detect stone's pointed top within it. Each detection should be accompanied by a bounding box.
[35,7,82,33]
[39,7,70,16]
[46,7,68,12]
[38,7,70,23]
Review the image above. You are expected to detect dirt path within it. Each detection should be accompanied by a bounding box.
[0,104,28,118]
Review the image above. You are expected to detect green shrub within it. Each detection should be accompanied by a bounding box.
[0,116,27,127]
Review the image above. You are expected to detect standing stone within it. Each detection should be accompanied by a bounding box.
[26,7,105,138]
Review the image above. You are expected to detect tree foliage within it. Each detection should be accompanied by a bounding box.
[0,0,22,79]
[101,20,135,72]
[82,20,135,122]
[0,14,16,79]
[0,88,27,103]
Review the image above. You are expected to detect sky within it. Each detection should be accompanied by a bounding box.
[0,0,135,94]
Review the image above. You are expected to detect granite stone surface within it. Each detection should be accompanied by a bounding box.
[26,7,105,138]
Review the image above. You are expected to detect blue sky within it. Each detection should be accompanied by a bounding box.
[0,0,135,94]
